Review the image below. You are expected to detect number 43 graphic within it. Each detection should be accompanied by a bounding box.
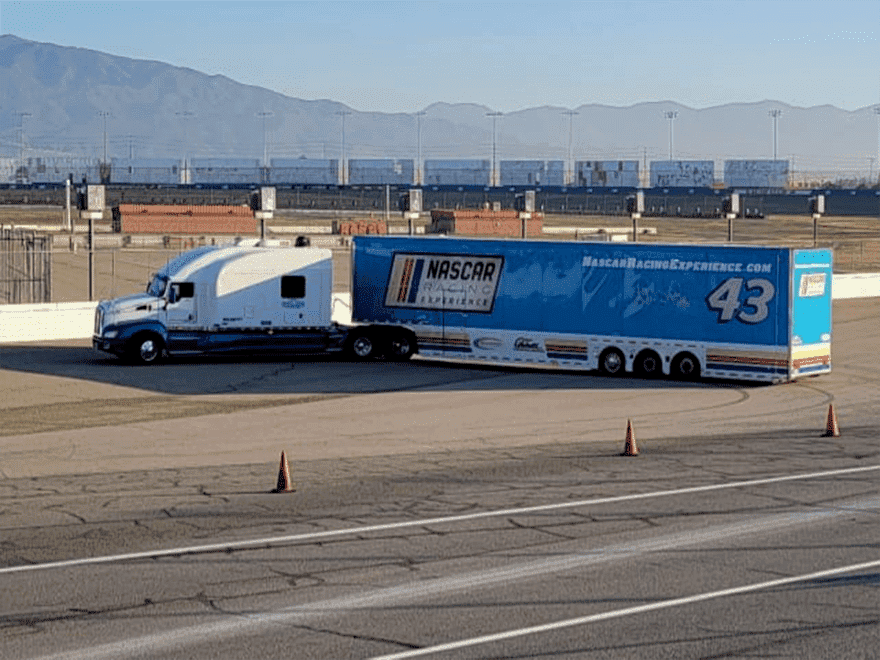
[706,278,775,324]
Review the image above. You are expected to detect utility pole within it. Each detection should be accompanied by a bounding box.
[337,110,351,185]
[663,111,678,160]
[486,111,503,187]
[415,110,426,186]
[769,109,782,160]
[563,110,578,185]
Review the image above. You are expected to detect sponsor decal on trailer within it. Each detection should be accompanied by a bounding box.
[798,272,826,297]
[514,337,543,353]
[473,337,503,350]
[385,252,504,313]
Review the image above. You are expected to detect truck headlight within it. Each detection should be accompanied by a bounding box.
[103,330,118,339]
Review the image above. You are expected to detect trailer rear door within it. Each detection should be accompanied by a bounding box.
[790,248,833,376]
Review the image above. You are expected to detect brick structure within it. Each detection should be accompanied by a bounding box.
[112,204,256,234]
[429,209,543,237]
[333,219,388,235]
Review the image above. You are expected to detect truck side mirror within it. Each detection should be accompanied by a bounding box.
[168,286,178,304]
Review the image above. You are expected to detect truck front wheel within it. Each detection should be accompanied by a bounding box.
[347,330,378,360]
[127,333,165,365]
[599,348,625,376]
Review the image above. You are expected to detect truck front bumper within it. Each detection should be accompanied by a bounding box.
[93,335,126,356]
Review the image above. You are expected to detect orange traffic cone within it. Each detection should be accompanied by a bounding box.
[822,404,840,437]
[272,451,295,493]
[622,419,639,456]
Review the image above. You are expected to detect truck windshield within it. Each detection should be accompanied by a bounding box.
[146,274,169,297]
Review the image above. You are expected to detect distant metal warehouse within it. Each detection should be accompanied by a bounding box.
[424,160,491,186]
[348,159,414,185]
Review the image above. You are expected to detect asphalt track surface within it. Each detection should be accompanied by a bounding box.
[0,298,878,659]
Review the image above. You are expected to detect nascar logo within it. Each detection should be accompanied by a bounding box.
[385,252,503,313]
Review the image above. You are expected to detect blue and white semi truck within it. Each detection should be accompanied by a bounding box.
[93,236,832,382]
[94,243,347,364]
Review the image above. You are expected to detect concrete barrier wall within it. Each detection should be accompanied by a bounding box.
[0,301,99,343]
[831,273,880,300]
[0,294,353,343]
[0,279,875,344]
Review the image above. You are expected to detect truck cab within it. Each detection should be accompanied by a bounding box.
[94,244,344,363]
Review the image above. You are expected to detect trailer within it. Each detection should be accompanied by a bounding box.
[94,236,832,383]
[350,236,832,382]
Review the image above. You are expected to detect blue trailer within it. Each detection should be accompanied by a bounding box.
[351,236,832,382]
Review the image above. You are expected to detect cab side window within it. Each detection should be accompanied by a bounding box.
[169,282,194,302]
[281,275,305,299]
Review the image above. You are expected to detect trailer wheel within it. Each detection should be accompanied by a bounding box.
[635,350,662,378]
[347,329,378,360]
[127,333,164,365]
[386,331,416,361]
[672,352,701,380]
[599,348,626,376]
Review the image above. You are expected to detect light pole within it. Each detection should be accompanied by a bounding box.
[869,157,875,186]
[337,110,351,185]
[563,109,578,185]
[769,109,782,160]
[176,110,194,183]
[256,110,273,168]
[415,110,426,186]
[97,110,110,164]
[874,106,880,185]
[664,110,678,160]
[486,111,503,186]
[17,111,31,182]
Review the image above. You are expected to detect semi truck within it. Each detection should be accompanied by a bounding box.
[93,236,832,383]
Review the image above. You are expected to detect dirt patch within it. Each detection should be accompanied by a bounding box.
[0,393,350,437]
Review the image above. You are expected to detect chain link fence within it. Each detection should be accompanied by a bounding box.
[0,227,51,303]
[1,218,878,304]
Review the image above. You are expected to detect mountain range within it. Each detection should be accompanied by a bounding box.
[3,34,879,179]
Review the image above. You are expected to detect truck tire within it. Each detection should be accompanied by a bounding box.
[672,352,701,380]
[347,329,378,360]
[599,348,625,376]
[635,350,662,378]
[386,330,416,361]
[127,333,164,365]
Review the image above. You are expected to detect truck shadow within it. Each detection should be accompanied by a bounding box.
[0,344,765,397]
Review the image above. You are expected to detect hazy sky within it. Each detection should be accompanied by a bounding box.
[3,0,879,113]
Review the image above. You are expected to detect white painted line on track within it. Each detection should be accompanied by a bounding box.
[2,464,877,575]
[369,557,880,659]
[28,496,880,660]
